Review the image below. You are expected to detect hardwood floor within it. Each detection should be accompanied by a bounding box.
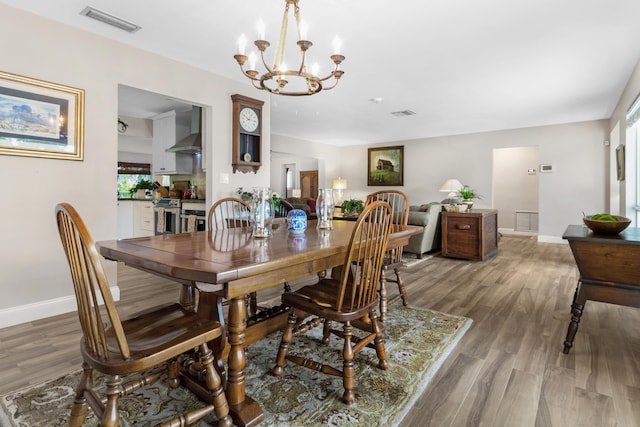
[1,234,640,426]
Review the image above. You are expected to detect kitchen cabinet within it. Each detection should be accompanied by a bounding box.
[151,110,192,175]
[118,200,154,238]
[117,201,134,239]
[133,201,154,237]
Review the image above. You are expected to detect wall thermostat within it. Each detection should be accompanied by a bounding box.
[539,164,553,173]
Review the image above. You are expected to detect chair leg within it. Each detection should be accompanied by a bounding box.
[102,375,123,427]
[68,363,92,427]
[369,310,389,370]
[395,268,408,307]
[341,322,355,404]
[379,272,388,322]
[322,320,332,344]
[273,309,297,376]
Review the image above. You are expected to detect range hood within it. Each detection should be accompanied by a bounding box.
[166,107,201,153]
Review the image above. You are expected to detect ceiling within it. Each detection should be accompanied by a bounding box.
[3,0,640,146]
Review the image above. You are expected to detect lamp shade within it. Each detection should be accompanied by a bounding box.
[292,189,302,198]
[332,178,347,190]
[440,179,463,193]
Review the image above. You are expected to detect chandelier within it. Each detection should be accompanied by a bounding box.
[233,0,345,96]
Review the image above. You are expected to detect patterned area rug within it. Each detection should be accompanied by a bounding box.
[0,305,471,427]
[402,252,436,269]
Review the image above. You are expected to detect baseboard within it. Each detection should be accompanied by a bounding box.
[0,286,120,329]
[537,235,567,244]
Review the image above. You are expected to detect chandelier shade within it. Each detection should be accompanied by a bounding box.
[233,0,345,96]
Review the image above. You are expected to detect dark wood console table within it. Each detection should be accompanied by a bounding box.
[562,224,640,354]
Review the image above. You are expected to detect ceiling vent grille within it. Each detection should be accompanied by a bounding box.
[80,6,141,33]
[390,110,416,117]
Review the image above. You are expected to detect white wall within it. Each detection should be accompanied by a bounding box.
[493,146,539,230]
[0,4,269,327]
[609,59,640,216]
[271,134,341,195]
[329,120,609,242]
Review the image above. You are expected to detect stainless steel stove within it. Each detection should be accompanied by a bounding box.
[153,198,181,235]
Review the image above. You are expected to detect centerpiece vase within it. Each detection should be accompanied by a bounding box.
[316,188,335,230]
[251,187,274,238]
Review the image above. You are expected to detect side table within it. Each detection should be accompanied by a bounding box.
[441,209,498,260]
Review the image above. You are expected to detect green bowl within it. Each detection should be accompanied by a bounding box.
[583,215,631,235]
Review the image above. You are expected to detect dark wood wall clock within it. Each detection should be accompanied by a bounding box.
[231,94,264,174]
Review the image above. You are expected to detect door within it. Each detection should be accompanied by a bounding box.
[300,170,318,199]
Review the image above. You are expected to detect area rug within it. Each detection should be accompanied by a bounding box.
[0,305,471,427]
[401,252,435,269]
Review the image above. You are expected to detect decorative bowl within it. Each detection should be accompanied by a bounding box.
[443,204,468,213]
[583,215,631,235]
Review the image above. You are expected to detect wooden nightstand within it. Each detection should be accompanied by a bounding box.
[441,209,498,260]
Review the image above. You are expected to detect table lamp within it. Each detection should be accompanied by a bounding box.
[440,178,463,198]
[332,177,347,205]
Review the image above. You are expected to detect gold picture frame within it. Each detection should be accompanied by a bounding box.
[368,145,404,186]
[0,71,84,160]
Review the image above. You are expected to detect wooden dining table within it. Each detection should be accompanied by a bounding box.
[98,219,421,427]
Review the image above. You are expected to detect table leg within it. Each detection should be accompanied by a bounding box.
[227,297,265,427]
[563,282,584,354]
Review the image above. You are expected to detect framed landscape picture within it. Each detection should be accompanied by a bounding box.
[368,145,404,186]
[0,71,84,160]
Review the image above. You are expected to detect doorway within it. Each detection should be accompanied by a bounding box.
[493,146,539,233]
[300,170,318,199]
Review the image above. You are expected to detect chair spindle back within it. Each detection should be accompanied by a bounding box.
[208,197,252,230]
[55,203,130,361]
[336,201,392,311]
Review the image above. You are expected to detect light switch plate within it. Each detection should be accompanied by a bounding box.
[220,173,229,184]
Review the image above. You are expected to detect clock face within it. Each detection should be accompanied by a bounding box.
[239,107,259,133]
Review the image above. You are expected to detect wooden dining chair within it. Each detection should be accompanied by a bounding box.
[366,190,410,321]
[208,197,252,230]
[273,200,393,404]
[55,203,231,427]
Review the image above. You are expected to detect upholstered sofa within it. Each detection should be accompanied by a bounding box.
[282,197,317,219]
[404,202,443,258]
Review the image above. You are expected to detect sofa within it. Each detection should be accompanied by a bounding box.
[282,197,317,219]
[404,202,443,258]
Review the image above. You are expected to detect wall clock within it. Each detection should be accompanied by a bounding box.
[231,94,264,174]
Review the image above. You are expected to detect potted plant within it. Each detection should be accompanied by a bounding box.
[458,185,481,209]
[130,179,154,199]
[341,198,364,217]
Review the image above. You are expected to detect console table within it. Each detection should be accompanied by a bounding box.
[441,209,498,260]
[562,224,640,354]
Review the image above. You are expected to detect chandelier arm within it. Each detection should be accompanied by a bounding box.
[259,50,275,74]
[297,50,307,74]
[321,78,341,91]
[318,69,340,82]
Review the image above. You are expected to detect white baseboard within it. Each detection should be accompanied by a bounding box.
[0,286,120,329]
[498,228,567,244]
[537,235,567,244]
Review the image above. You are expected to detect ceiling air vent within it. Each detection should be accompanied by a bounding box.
[80,6,141,33]
[390,110,416,117]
